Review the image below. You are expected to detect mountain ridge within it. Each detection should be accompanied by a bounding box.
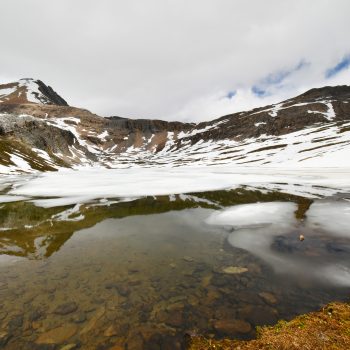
[0,79,350,173]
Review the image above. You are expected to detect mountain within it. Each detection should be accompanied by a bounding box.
[0,78,68,106]
[0,79,350,173]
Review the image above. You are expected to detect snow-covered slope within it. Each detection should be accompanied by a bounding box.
[0,81,350,173]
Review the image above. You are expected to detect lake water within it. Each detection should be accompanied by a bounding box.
[0,187,349,349]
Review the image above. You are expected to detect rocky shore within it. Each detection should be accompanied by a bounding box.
[188,301,350,349]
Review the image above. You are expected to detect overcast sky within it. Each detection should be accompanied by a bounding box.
[1,0,350,122]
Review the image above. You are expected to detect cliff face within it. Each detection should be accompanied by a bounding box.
[0,80,350,172]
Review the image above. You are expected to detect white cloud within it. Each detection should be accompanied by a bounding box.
[1,0,350,121]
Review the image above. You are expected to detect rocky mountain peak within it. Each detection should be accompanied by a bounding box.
[0,78,68,106]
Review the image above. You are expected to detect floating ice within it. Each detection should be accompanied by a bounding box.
[207,201,350,286]
[306,201,350,237]
[206,202,296,227]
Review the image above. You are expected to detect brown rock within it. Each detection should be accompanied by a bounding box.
[259,292,278,305]
[60,344,78,350]
[126,332,144,349]
[201,274,213,288]
[213,319,252,334]
[104,325,119,337]
[108,346,124,350]
[206,289,221,304]
[214,306,235,320]
[36,324,77,344]
[32,321,42,330]
[237,305,255,320]
[80,307,105,335]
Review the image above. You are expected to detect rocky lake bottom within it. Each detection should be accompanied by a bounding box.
[0,186,349,349]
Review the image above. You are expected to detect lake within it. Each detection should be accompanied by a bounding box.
[0,186,349,349]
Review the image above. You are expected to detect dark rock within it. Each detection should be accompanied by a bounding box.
[105,282,118,290]
[165,310,183,328]
[8,315,24,331]
[0,331,11,347]
[29,309,44,322]
[116,285,130,297]
[246,306,278,326]
[53,302,78,315]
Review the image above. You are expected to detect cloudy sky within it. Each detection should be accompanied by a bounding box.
[1,0,350,122]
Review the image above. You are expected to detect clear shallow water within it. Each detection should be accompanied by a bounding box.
[0,188,349,349]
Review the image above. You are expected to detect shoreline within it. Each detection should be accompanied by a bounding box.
[188,300,350,349]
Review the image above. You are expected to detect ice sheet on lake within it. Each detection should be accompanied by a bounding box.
[7,165,350,207]
[206,202,296,227]
[306,201,350,238]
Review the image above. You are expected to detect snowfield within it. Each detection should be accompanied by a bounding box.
[5,165,350,207]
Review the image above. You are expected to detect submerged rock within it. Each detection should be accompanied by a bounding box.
[221,266,248,274]
[54,302,78,315]
[165,310,183,327]
[104,325,119,337]
[126,331,144,349]
[60,344,78,350]
[80,307,105,335]
[36,324,77,344]
[213,319,252,334]
[8,315,23,331]
[28,309,44,322]
[0,331,11,347]
[259,292,278,305]
[183,256,194,262]
[247,306,278,326]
